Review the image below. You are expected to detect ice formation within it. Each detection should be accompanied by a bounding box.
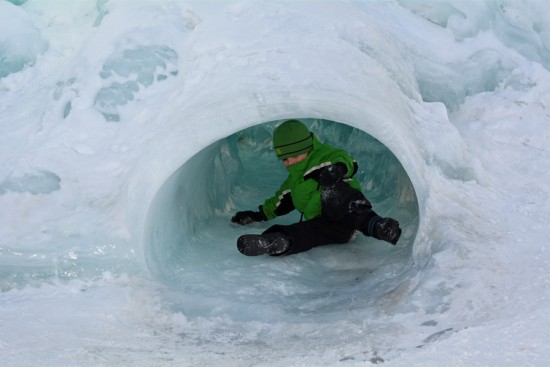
[0,1,548,366]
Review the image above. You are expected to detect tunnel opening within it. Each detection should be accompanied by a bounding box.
[144,118,419,321]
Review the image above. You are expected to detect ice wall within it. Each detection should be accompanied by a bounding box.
[1,0,549,365]
[1,0,478,304]
[2,1,522,317]
[125,1,479,291]
[0,2,46,78]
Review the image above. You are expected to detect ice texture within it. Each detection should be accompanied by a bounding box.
[5,0,27,5]
[94,45,178,121]
[0,1,549,366]
[0,1,47,78]
[0,170,60,195]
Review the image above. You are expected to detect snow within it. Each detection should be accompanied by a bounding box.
[1,0,549,366]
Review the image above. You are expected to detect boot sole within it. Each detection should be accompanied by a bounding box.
[237,233,290,256]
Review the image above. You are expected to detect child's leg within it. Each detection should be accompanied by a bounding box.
[262,218,355,255]
[321,181,378,227]
[321,181,402,244]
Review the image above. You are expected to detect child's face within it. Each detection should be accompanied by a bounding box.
[283,153,309,168]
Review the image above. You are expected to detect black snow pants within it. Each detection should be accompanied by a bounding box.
[262,181,380,255]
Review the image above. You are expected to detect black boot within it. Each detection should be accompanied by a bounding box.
[372,217,402,245]
[360,215,402,245]
[237,232,290,256]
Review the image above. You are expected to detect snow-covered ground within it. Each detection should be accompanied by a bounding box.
[0,1,548,366]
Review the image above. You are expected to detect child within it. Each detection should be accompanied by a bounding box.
[231,119,401,256]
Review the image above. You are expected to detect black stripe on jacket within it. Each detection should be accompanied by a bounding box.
[273,189,295,217]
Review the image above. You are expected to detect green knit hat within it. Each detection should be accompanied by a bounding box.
[273,120,313,160]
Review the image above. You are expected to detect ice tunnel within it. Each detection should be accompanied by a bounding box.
[135,88,430,321]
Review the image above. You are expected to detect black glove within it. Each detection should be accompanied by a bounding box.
[318,162,348,188]
[231,209,267,225]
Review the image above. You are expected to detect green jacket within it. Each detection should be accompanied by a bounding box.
[261,136,362,221]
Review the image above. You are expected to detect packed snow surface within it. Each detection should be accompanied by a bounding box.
[0,0,549,366]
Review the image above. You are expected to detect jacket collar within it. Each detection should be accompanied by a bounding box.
[286,135,320,177]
